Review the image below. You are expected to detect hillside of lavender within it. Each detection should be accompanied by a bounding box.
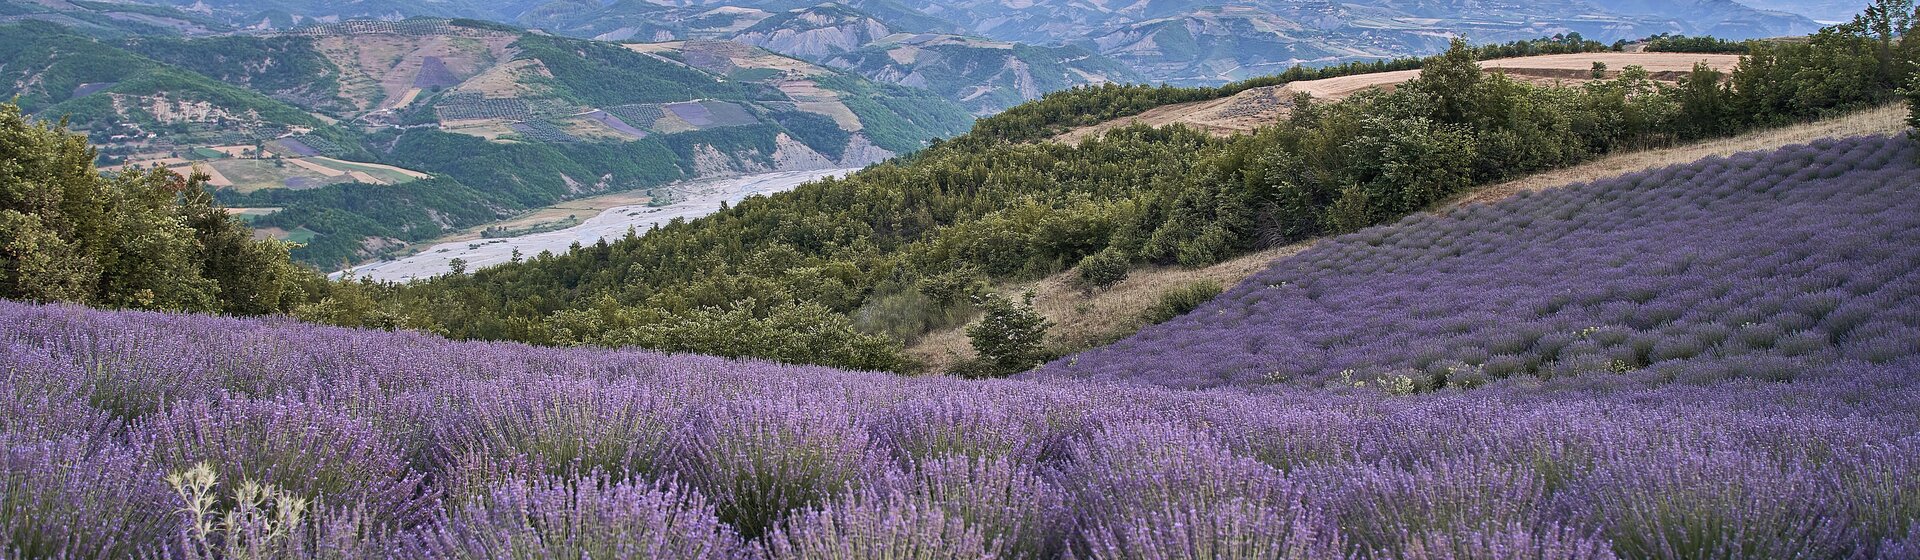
[6,135,1920,559]
[1042,134,1920,393]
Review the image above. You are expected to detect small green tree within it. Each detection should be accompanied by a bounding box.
[1907,71,1920,140]
[1414,38,1483,124]
[1590,61,1608,79]
[1073,248,1130,292]
[965,291,1051,378]
[1673,62,1733,139]
[918,266,986,307]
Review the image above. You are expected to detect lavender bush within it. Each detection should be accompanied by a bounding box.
[1,135,1918,558]
[402,474,744,559]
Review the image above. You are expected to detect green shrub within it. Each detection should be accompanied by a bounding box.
[965,291,1051,378]
[1141,280,1224,325]
[1074,248,1131,292]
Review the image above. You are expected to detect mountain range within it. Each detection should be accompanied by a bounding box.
[29,0,1827,89]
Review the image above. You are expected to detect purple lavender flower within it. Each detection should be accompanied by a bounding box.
[403,474,745,559]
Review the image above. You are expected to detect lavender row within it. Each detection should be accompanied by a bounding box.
[1040,134,1920,392]
[3,296,1918,558]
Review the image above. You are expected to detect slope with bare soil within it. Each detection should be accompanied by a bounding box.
[1055,53,1744,143]
[313,30,518,115]
[915,105,1909,372]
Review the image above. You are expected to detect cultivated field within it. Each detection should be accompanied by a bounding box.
[314,31,516,114]
[1056,52,1745,142]
[629,40,865,131]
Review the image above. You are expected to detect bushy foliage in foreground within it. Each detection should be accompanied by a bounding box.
[0,103,311,315]
[2,296,1917,558]
[1042,135,1920,391]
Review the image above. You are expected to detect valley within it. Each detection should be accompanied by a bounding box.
[340,167,860,283]
[0,17,974,267]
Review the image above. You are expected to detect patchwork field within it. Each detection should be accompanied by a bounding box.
[119,149,431,193]
[209,156,427,192]
[314,31,517,114]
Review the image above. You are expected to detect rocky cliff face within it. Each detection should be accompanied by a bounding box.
[1735,0,1863,23]
[687,132,895,178]
[825,33,1140,113]
[732,4,897,58]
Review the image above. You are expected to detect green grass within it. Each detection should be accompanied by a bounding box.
[310,157,426,185]
[729,68,782,82]
[282,226,318,245]
[227,207,282,223]
[211,159,346,193]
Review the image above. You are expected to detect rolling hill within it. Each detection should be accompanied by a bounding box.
[822,33,1140,114]
[0,0,227,37]
[894,0,1819,83]
[909,105,1914,370]
[0,22,345,152]
[114,0,1823,89]
[1739,0,1869,22]
[1039,132,1920,389]
[116,0,1134,113]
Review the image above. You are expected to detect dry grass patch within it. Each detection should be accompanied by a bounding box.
[907,244,1309,372]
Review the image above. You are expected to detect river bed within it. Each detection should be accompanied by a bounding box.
[336,168,858,283]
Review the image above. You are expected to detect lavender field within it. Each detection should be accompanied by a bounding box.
[5,135,1920,559]
[1044,134,1920,393]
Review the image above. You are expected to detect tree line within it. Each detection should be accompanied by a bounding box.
[964,33,1614,144]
